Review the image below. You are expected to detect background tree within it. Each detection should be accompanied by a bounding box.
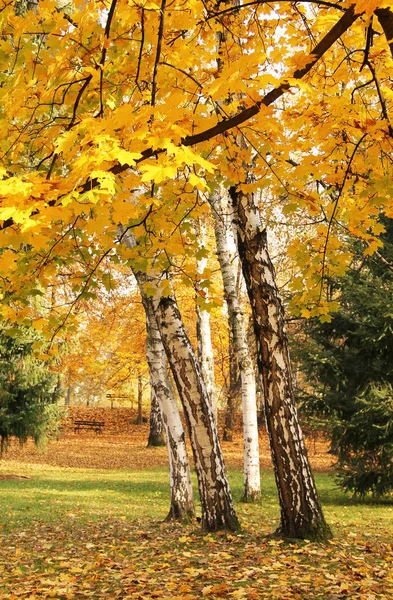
[295,218,393,496]
[0,324,60,453]
[210,189,261,502]
[58,275,148,407]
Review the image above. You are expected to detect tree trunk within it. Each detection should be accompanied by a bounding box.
[230,188,332,540]
[195,219,217,421]
[65,385,72,406]
[153,288,239,531]
[119,226,239,531]
[223,329,239,442]
[376,8,393,61]
[137,375,143,425]
[144,296,195,521]
[147,386,166,447]
[211,191,261,502]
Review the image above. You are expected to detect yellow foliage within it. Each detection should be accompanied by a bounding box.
[0,0,390,322]
[353,0,384,16]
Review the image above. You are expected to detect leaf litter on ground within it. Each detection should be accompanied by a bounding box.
[1,519,393,599]
[0,426,392,599]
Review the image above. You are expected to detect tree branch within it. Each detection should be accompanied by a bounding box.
[0,5,361,230]
[376,7,393,59]
[184,5,359,145]
[319,132,368,300]
[97,0,118,117]
[135,7,145,89]
[205,0,346,22]
[151,0,167,106]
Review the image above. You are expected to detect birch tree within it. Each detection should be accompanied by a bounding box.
[0,0,392,541]
[147,387,165,448]
[231,188,331,540]
[210,190,261,503]
[151,281,239,530]
[195,219,217,421]
[121,227,239,531]
[143,293,195,520]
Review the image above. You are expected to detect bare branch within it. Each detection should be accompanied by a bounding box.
[135,8,145,89]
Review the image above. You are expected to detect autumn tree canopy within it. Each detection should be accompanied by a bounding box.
[0,0,391,331]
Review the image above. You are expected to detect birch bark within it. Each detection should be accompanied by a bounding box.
[195,220,217,422]
[147,383,165,447]
[210,191,261,502]
[144,295,195,520]
[119,227,238,531]
[118,227,194,521]
[222,329,240,442]
[137,375,143,425]
[230,188,332,540]
[152,287,239,531]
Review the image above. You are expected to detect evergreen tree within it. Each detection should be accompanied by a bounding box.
[295,219,393,496]
[0,325,60,453]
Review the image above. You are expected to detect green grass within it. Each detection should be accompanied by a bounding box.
[1,464,393,529]
[1,464,393,536]
[0,465,172,529]
[1,464,393,599]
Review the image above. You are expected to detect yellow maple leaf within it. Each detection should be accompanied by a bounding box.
[54,130,78,154]
[188,172,208,190]
[353,0,382,16]
[114,148,142,166]
[90,170,117,195]
[139,162,178,183]
[111,198,139,224]
[288,53,318,74]
[0,249,17,272]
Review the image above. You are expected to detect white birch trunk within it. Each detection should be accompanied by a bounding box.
[144,296,195,520]
[137,375,143,425]
[118,227,194,521]
[222,328,240,442]
[195,219,217,421]
[210,191,261,502]
[147,380,166,447]
[231,188,331,540]
[152,286,239,531]
[119,227,238,531]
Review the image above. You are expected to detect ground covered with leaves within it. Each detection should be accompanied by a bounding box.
[1,409,334,472]
[2,517,393,600]
[1,428,392,599]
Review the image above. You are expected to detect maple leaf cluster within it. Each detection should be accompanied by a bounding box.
[0,0,390,338]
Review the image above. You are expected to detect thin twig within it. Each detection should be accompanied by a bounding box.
[360,17,374,72]
[319,132,368,300]
[160,61,202,89]
[135,8,145,89]
[205,0,346,23]
[151,0,167,106]
[97,0,118,117]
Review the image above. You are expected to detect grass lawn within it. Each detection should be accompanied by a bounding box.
[1,459,393,599]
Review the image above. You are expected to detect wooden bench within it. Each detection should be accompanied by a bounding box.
[74,420,105,434]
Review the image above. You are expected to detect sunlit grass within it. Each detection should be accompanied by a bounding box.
[1,463,393,540]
